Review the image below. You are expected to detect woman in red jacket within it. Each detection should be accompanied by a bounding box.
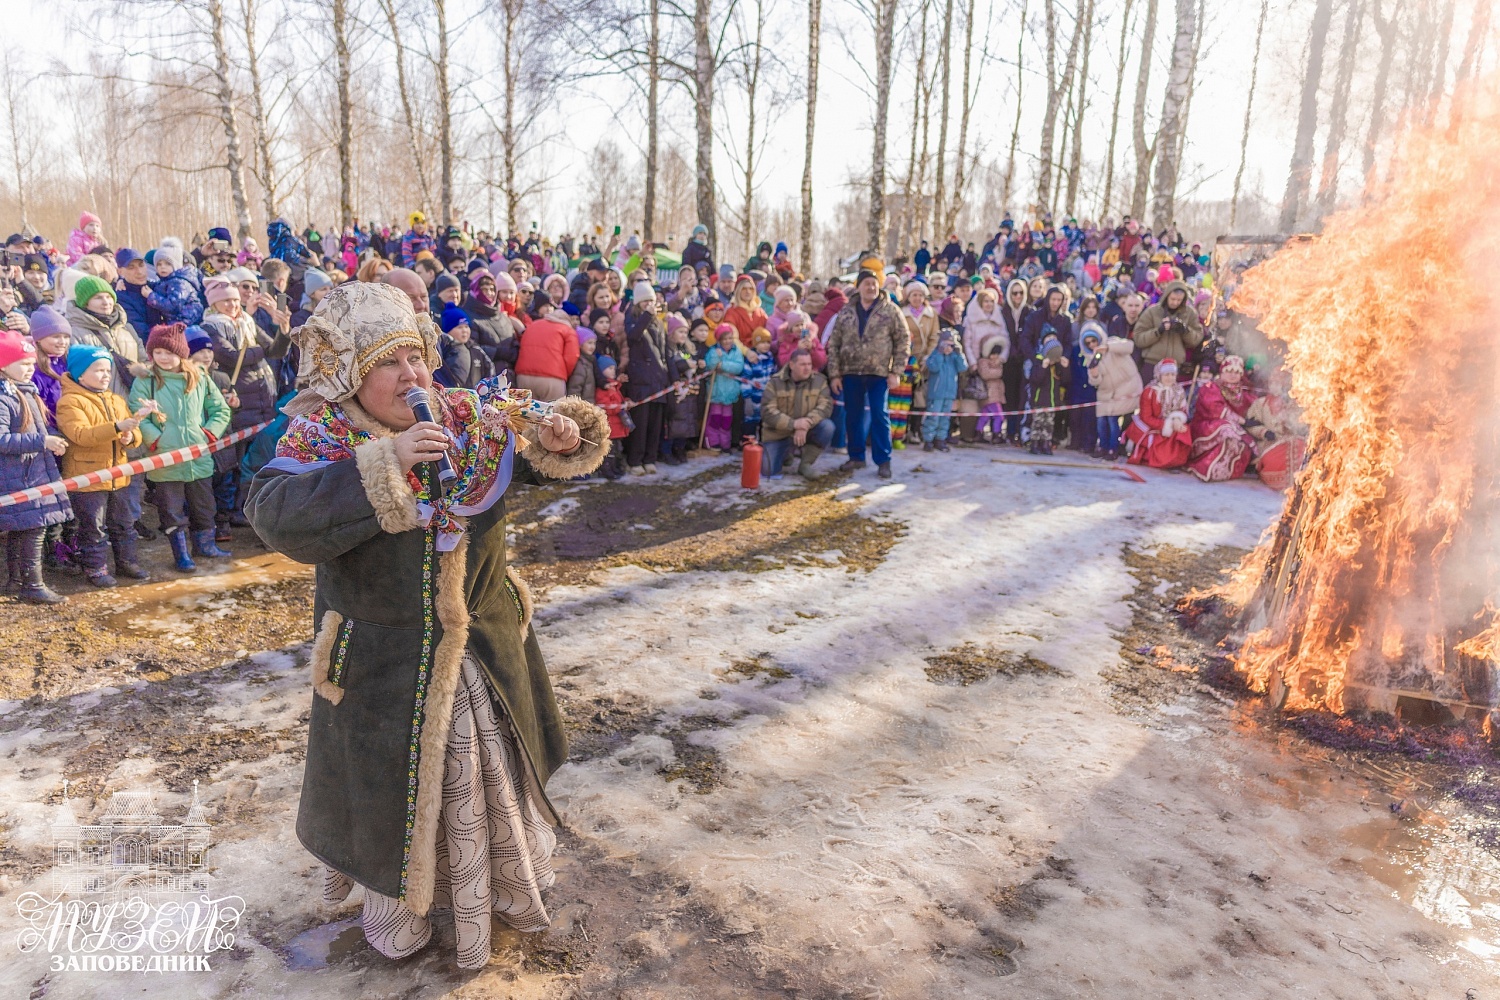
[514,292,581,402]
[723,274,768,347]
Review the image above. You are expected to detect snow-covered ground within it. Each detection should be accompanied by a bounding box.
[2,448,1496,998]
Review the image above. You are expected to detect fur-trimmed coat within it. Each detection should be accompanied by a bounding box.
[244,394,608,918]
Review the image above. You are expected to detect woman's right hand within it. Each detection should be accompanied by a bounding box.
[394,421,450,471]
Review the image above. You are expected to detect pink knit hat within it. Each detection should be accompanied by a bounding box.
[491,270,517,293]
[204,277,240,306]
[79,211,101,229]
[0,328,35,369]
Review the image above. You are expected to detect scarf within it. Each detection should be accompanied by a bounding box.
[268,377,531,551]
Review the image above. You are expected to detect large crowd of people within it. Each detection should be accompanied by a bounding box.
[0,209,1305,605]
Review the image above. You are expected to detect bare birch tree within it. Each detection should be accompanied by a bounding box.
[0,54,38,229]
[1426,0,1457,123]
[1003,0,1028,208]
[1449,0,1493,130]
[863,0,900,252]
[645,0,660,240]
[331,0,354,229]
[1064,0,1095,214]
[1229,0,1267,228]
[1128,0,1159,218]
[1099,0,1134,219]
[430,0,454,225]
[237,0,282,222]
[1036,0,1084,209]
[1312,0,1363,223]
[943,0,979,235]
[1147,0,1193,225]
[1362,0,1399,188]
[1278,0,1334,232]
[205,0,253,239]
[375,0,433,215]
[694,0,719,254]
[931,0,955,232]
[800,0,820,267]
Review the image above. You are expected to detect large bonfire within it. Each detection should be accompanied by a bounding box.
[1230,84,1500,723]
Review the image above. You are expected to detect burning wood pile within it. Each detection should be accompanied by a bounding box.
[1228,86,1500,729]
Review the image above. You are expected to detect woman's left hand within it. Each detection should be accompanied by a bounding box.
[538,412,580,453]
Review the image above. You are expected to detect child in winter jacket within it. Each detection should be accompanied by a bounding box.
[436,303,496,389]
[0,329,72,604]
[128,324,232,573]
[1028,331,1069,455]
[740,329,777,440]
[65,212,104,265]
[567,328,599,402]
[1068,322,1103,454]
[29,306,72,422]
[55,345,156,587]
[1087,333,1143,459]
[664,322,699,463]
[975,337,1008,441]
[147,244,206,327]
[703,324,747,453]
[594,356,629,480]
[921,331,968,452]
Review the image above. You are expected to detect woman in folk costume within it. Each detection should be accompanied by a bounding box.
[244,282,608,968]
[1122,357,1192,468]
[1187,353,1256,482]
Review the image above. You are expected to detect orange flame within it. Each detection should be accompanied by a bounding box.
[1232,80,1500,715]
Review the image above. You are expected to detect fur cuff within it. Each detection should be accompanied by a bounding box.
[353,437,421,534]
[309,610,346,705]
[506,566,536,637]
[521,396,609,479]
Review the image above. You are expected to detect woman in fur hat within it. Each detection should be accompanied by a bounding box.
[1122,358,1192,469]
[245,281,608,969]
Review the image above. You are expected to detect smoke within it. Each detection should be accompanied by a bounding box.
[1231,77,1500,716]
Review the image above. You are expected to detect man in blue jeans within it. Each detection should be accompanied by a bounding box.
[760,349,835,479]
[825,269,910,479]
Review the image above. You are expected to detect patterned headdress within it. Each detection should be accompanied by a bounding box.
[285,281,439,415]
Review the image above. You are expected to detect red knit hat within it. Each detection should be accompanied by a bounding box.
[146,323,190,360]
[0,328,35,370]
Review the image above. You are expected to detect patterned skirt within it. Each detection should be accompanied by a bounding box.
[323,650,557,969]
[889,357,917,447]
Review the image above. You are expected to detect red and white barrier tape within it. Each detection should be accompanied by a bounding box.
[0,420,271,508]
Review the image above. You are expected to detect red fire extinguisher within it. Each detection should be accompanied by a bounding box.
[741,436,762,490]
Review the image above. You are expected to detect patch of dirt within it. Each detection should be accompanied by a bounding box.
[1103,544,1251,715]
[507,462,904,594]
[721,654,792,683]
[657,714,736,794]
[555,688,661,764]
[0,529,313,703]
[922,644,1059,687]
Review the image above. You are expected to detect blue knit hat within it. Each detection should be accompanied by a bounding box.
[596,354,617,377]
[65,343,112,382]
[440,302,470,334]
[185,325,214,356]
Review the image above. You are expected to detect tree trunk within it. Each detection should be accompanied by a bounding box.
[434,0,453,226]
[1065,0,1094,214]
[1230,0,1268,228]
[644,0,660,241]
[694,0,718,256]
[1449,0,1493,131]
[801,0,821,269]
[945,0,979,234]
[1427,0,1457,123]
[1170,0,1204,172]
[1362,0,1398,189]
[240,0,278,222]
[1312,0,1363,223]
[868,0,899,253]
[1100,0,1136,219]
[208,0,252,241]
[501,0,519,233]
[932,0,954,233]
[742,0,765,261]
[1147,0,1193,224]
[1278,0,1334,232]
[902,0,928,253]
[1035,0,1059,209]
[378,0,433,217]
[1129,0,1159,218]
[1,55,28,228]
[331,0,353,230]
[1003,0,1028,208]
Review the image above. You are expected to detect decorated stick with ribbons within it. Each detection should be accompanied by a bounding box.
[0,420,271,508]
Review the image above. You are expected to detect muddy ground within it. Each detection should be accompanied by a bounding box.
[2,452,1498,998]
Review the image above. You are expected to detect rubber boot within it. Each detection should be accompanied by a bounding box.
[15,529,66,605]
[168,528,197,573]
[192,530,232,559]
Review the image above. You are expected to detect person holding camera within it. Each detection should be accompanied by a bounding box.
[1131,279,1204,384]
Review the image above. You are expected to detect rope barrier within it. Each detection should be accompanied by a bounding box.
[0,420,271,508]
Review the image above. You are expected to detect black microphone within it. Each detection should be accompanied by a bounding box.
[404,386,458,486]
